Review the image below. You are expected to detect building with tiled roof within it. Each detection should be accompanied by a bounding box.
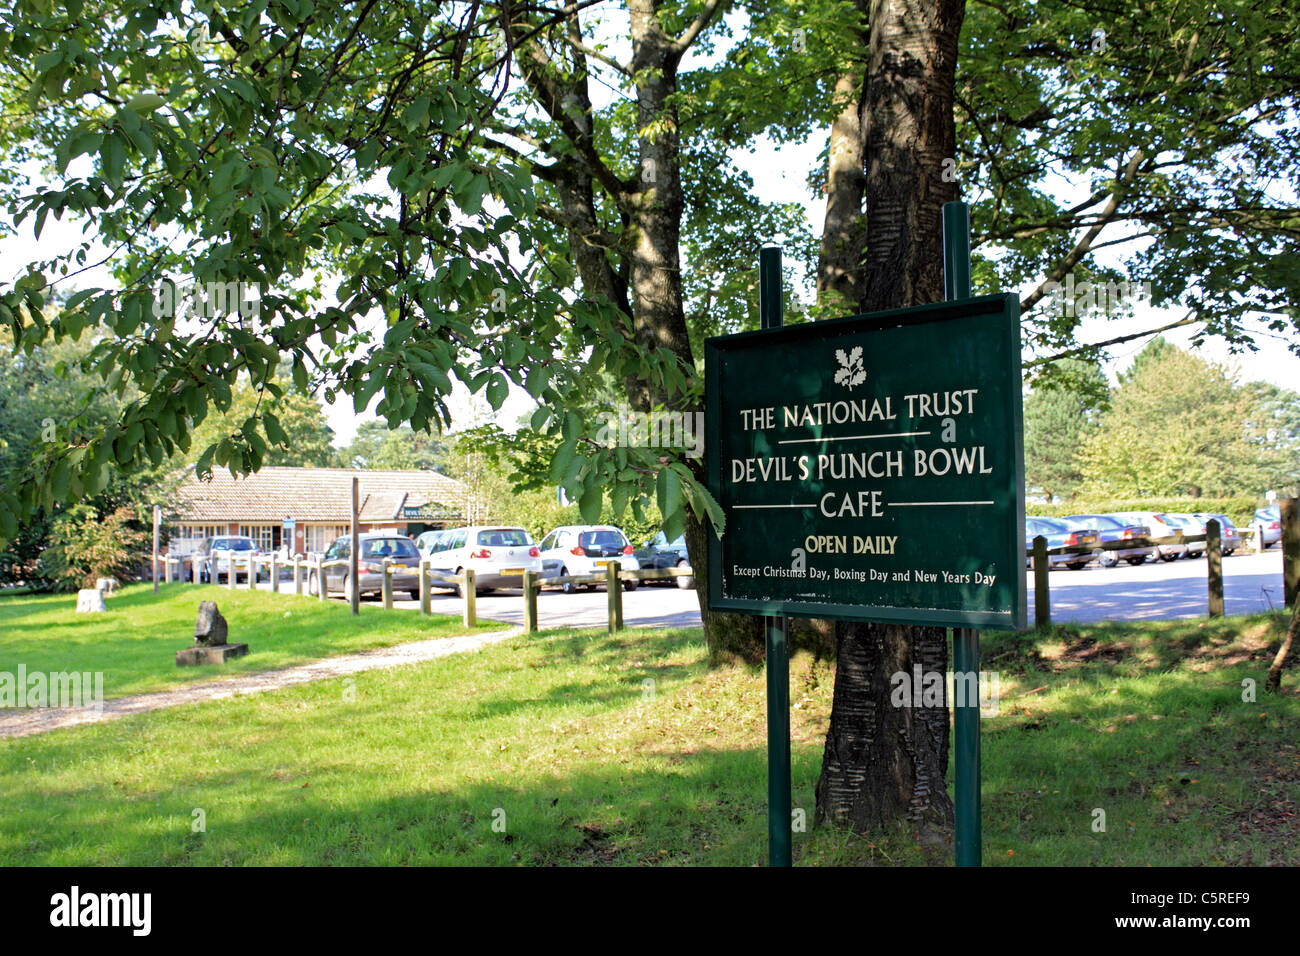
[169,465,472,556]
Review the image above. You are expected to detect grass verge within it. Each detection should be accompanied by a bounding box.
[0,610,1295,865]
[0,582,507,700]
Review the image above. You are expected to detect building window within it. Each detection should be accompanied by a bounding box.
[305,524,350,555]
[238,525,276,551]
[170,524,225,553]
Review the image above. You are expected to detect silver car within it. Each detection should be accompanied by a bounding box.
[312,533,422,599]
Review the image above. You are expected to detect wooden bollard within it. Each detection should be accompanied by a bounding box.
[462,569,476,628]
[1283,498,1299,607]
[317,562,327,602]
[1033,535,1050,628]
[1206,519,1223,617]
[271,555,280,593]
[293,558,303,595]
[523,570,538,633]
[607,563,623,633]
[419,559,431,615]
[382,559,394,609]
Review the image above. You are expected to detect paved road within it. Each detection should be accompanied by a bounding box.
[256,548,1290,629]
[1028,549,1288,624]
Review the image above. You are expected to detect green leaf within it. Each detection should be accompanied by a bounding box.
[125,92,166,113]
[578,481,602,524]
[656,466,681,521]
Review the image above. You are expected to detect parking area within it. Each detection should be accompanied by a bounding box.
[1028,550,1287,624]
[253,549,1289,630]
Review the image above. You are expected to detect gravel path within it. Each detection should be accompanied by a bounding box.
[0,625,522,741]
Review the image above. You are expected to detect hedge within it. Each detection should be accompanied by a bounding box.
[1025,497,1263,530]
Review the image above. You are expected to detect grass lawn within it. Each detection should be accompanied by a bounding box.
[0,606,1296,865]
[0,582,507,700]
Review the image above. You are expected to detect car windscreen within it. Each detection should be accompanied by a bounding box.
[579,531,626,549]
[477,529,531,547]
[361,539,420,559]
[1029,518,1068,533]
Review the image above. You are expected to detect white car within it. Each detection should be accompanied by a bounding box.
[1110,512,1189,561]
[194,535,265,583]
[537,525,641,593]
[421,526,542,596]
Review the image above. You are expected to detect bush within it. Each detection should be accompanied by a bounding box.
[38,505,152,591]
[1026,496,1262,529]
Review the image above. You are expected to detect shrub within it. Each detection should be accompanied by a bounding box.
[38,505,152,591]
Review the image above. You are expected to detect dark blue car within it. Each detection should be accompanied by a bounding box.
[1064,514,1155,567]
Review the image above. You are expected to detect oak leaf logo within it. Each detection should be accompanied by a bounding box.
[833,346,866,391]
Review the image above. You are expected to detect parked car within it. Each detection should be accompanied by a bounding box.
[538,525,641,592]
[634,531,695,589]
[193,535,265,583]
[1254,506,1281,548]
[1109,512,1188,561]
[423,526,542,596]
[1193,513,1242,555]
[1159,513,1208,557]
[310,533,423,600]
[1024,517,1100,570]
[1063,514,1155,567]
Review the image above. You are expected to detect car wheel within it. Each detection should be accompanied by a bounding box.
[623,577,639,592]
[675,560,696,589]
[1126,557,1145,566]
[1094,549,1117,568]
[560,566,578,594]
[1067,561,1088,570]
[1159,552,1178,562]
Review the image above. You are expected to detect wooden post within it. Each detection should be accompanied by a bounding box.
[1033,535,1050,628]
[191,555,199,585]
[1206,519,1224,618]
[1255,520,1267,554]
[462,569,476,628]
[293,558,303,595]
[317,561,327,602]
[227,555,235,590]
[152,505,160,593]
[382,558,393,609]
[271,554,279,593]
[350,477,360,616]
[248,556,256,590]
[606,562,623,633]
[163,554,172,584]
[1282,498,1299,607]
[523,570,538,634]
[419,558,431,615]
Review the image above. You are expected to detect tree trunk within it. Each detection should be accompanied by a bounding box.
[1264,599,1299,694]
[815,1,869,315]
[814,0,965,847]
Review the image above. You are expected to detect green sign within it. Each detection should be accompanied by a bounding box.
[705,293,1026,630]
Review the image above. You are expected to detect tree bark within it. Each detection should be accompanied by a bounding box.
[1264,599,1298,694]
[814,0,965,847]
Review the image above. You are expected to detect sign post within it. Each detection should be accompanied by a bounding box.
[760,245,793,869]
[706,213,1023,867]
[944,200,982,868]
